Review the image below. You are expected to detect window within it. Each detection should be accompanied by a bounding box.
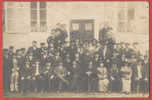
[31,2,37,9]
[6,2,16,32]
[40,2,46,8]
[85,23,93,31]
[31,2,38,32]
[72,23,79,31]
[118,22,126,32]
[128,8,135,21]
[40,2,47,32]
[127,8,135,32]
[117,7,135,32]
[118,10,125,20]
[30,2,47,32]
[118,9,126,32]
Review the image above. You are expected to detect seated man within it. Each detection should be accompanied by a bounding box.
[20,61,33,93]
[121,62,132,94]
[97,63,109,93]
[54,62,69,92]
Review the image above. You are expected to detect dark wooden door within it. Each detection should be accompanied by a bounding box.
[70,19,94,41]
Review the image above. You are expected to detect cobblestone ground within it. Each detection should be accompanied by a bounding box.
[4,92,149,98]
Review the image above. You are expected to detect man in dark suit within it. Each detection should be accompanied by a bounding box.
[8,46,14,60]
[47,29,55,45]
[85,61,98,92]
[3,49,10,93]
[16,49,25,92]
[54,24,68,44]
[70,61,82,92]
[142,56,149,94]
[7,46,15,83]
[39,43,48,66]
[27,41,40,60]
[31,59,43,92]
[41,62,53,93]
[130,55,138,93]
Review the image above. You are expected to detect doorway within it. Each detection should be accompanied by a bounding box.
[70,19,94,41]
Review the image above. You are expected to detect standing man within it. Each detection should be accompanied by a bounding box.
[47,29,55,45]
[27,41,40,60]
[10,55,20,92]
[3,49,10,93]
[142,56,149,94]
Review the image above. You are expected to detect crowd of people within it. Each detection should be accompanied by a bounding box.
[3,24,149,95]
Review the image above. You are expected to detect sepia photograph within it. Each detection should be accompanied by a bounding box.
[2,1,149,98]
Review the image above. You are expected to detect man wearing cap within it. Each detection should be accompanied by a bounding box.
[8,46,15,59]
[20,48,26,57]
[124,43,134,59]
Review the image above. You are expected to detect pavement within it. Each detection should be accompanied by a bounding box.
[4,92,149,98]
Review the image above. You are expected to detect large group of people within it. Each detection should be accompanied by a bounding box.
[3,24,149,95]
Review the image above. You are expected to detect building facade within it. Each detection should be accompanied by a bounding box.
[3,2,149,53]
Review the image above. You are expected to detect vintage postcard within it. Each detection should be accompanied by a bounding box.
[2,1,149,98]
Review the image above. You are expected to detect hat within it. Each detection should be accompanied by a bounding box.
[133,42,139,45]
[3,48,8,52]
[120,42,124,44]
[16,49,20,53]
[9,46,14,49]
[20,48,25,51]
[125,43,130,46]
[40,42,45,46]
[32,41,37,44]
